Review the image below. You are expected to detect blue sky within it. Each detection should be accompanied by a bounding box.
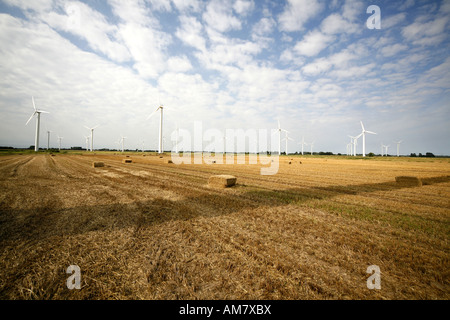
[0,0,449,155]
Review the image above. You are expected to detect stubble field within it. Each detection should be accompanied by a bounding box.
[0,152,448,299]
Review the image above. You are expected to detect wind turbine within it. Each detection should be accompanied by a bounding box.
[120,136,126,153]
[46,130,52,150]
[394,140,403,157]
[359,121,376,157]
[273,120,288,155]
[57,135,63,151]
[282,131,294,155]
[298,136,307,155]
[26,96,49,152]
[84,125,99,152]
[147,104,164,154]
[305,141,315,155]
[384,144,390,156]
[348,135,360,156]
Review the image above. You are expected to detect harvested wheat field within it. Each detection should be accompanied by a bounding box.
[0,153,449,300]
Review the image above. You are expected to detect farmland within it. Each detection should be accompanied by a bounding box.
[0,152,449,299]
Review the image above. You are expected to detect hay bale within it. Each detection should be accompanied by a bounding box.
[123,159,132,164]
[167,160,173,164]
[92,162,104,168]
[288,161,292,164]
[395,176,422,186]
[208,175,237,188]
[299,161,302,164]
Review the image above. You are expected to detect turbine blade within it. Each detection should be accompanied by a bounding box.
[32,96,36,111]
[366,131,377,135]
[146,108,159,120]
[25,112,36,125]
[360,121,365,131]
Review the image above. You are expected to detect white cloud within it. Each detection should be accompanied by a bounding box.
[176,15,206,52]
[320,13,359,35]
[402,16,449,46]
[293,30,334,57]
[108,0,173,79]
[233,0,254,16]
[167,55,193,72]
[380,43,408,57]
[171,0,202,12]
[341,0,364,22]
[202,0,242,33]
[41,1,131,63]
[253,16,276,36]
[278,0,323,32]
[382,13,407,29]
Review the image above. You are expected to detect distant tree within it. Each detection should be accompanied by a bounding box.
[367,152,375,157]
[410,153,416,157]
[419,153,423,157]
[426,152,435,157]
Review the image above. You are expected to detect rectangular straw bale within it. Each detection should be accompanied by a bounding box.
[92,162,104,168]
[395,176,422,186]
[208,175,237,188]
[123,159,132,163]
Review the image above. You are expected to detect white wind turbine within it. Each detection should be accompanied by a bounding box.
[26,96,49,152]
[147,104,164,154]
[273,120,288,155]
[305,141,315,155]
[394,140,403,157]
[348,135,358,156]
[282,131,294,155]
[298,136,307,155]
[384,144,390,156]
[120,135,126,153]
[84,125,99,152]
[46,129,52,150]
[57,135,63,151]
[359,121,376,157]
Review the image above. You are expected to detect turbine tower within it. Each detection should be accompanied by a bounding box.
[46,130,52,150]
[349,135,360,156]
[282,131,294,155]
[57,135,63,151]
[273,120,288,155]
[359,121,376,157]
[120,136,126,153]
[394,140,403,157]
[26,96,49,152]
[84,125,99,152]
[298,136,307,155]
[147,105,164,154]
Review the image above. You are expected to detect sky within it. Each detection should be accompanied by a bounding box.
[0,0,449,155]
